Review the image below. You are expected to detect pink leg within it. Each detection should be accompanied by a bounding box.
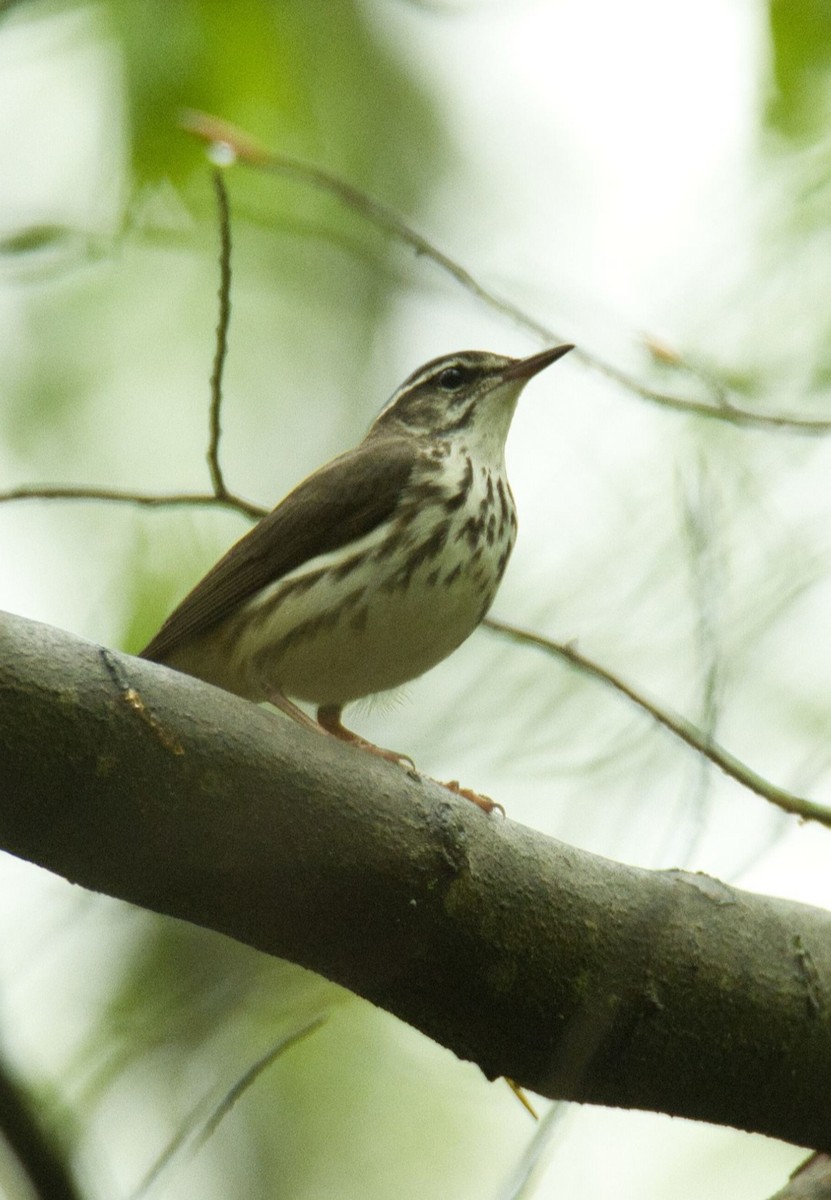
[317,704,415,770]
[266,689,323,733]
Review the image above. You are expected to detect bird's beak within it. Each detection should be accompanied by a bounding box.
[502,343,574,382]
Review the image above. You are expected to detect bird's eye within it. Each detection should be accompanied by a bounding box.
[437,366,468,391]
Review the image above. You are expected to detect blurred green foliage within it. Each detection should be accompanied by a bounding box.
[1,0,447,446]
[110,0,444,195]
[0,4,466,1197]
[6,2,831,1198]
[767,0,831,140]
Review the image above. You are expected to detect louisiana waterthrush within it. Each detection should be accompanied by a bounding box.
[140,345,573,768]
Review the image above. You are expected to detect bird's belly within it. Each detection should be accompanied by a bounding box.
[233,534,512,706]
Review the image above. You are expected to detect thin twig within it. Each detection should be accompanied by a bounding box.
[483,616,831,830]
[208,169,232,498]
[0,485,266,520]
[180,109,831,436]
[5,125,826,837]
[195,1016,325,1147]
[0,170,261,524]
[587,355,831,432]
[500,1102,566,1200]
[666,458,724,864]
[129,1016,326,1200]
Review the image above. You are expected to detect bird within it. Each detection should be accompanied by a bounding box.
[140,344,573,783]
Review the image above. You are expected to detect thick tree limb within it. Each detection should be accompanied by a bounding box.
[770,1156,831,1200]
[1,611,830,1151]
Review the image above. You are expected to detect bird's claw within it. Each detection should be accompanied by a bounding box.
[442,780,505,817]
[345,735,416,773]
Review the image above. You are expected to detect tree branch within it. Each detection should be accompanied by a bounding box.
[180,110,831,436]
[483,617,831,828]
[0,485,265,520]
[207,169,232,500]
[769,1155,831,1200]
[1,610,830,1151]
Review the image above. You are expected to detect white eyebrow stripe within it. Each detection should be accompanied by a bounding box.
[375,352,489,420]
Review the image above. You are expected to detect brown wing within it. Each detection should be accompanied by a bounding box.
[140,434,416,663]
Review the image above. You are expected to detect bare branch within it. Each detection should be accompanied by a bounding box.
[181,110,831,436]
[483,617,831,829]
[196,1018,325,1147]
[129,1017,326,1200]
[207,169,232,499]
[0,485,267,520]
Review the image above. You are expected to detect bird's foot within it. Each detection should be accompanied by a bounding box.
[317,705,416,771]
[269,698,501,811]
[441,779,505,817]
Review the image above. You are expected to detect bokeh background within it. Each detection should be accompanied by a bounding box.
[1,0,830,1196]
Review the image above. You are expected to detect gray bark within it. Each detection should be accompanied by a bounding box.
[1,610,829,1150]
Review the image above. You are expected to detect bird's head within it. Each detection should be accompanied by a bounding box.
[369,345,573,458]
